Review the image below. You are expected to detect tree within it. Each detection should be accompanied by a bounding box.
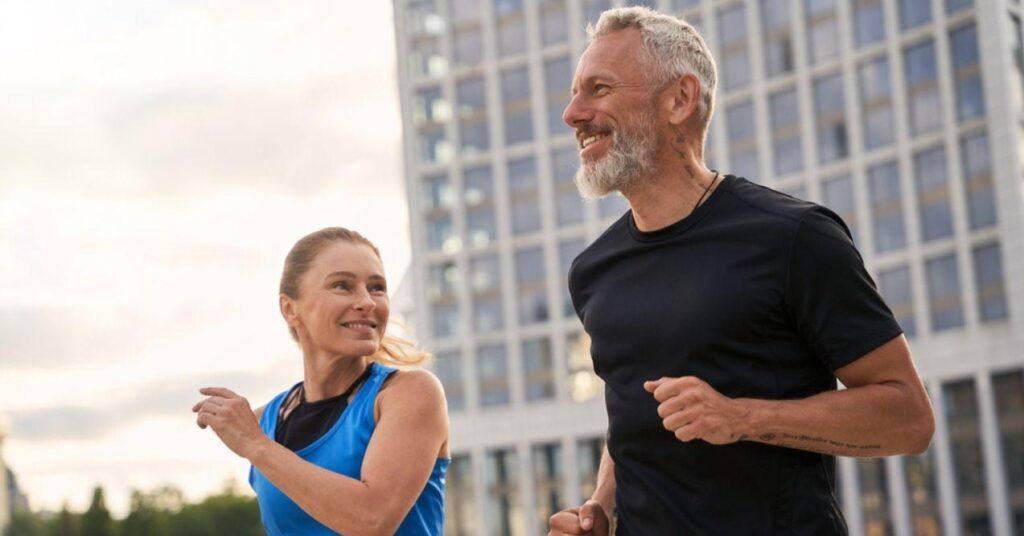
[44,505,77,536]
[78,488,114,536]
[4,510,46,536]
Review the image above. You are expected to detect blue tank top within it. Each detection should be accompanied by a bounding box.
[249,363,449,535]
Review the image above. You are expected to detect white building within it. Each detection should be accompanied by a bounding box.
[393,0,1024,534]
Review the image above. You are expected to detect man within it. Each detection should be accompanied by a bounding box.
[548,7,935,535]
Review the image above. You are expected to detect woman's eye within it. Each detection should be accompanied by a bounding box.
[332,282,351,291]
[370,285,387,294]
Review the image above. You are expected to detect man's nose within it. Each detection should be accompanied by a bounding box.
[563,92,594,130]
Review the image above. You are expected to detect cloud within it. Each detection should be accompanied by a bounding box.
[0,306,140,369]
[9,361,295,441]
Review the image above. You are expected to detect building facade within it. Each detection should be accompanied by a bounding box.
[393,0,1024,534]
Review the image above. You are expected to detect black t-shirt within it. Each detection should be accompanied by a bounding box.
[568,176,903,535]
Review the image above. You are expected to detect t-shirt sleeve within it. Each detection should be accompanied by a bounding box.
[784,207,904,371]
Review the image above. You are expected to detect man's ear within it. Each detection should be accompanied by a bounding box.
[666,73,702,126]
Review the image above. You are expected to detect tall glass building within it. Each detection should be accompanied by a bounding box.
[393,0,1024,534]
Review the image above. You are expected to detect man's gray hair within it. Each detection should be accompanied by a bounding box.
[588,7,718,130]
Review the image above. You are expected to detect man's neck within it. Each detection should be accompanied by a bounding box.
[623,154,719,232]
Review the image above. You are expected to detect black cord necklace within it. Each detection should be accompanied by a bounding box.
[693,170,720,212]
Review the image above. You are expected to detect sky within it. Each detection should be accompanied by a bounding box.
[0,0,412,516]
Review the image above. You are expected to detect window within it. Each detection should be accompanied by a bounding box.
[429,261,459,339]
[814,74,848,163]
[946,0,972,12]
[509,157,541,236]
[972,242,1008,322]
[423,174,456,253]
[502,66,534,145]
[470,253,503,332]
[899,0,932,30]
[478,345,510,406]
[769,88,803,176]
[961,131,997,229]
[552,147,584,225]
[992,369,1024,526]
[465,166,497,247]
[581,0,611,39]
[943,379,991,533]
[878,265,916,337]
[409,35,446,78]
[859,56,894,150]
[434,350,465,411]
[904,448,943,534]
[761,0,794,78]
[456,76,489,154]
[496,0,527,57]
[540,0,569,46]
[407,0,443,37]
[445,455,479,535]
[853,0,886,47]
[868,162,907,253]
[515,246,549,325]
[821,174,858,243]
[905,40,942,135]
[727,100,759,179]
[484,447,524,534]
[559,238,586,316]
[926,254,964,331]
[807,0,840,64]
[450,0,480,24]
[914,146,954,242]
[531,443,564,534]
[858,458,894,534]
[566,331,602,402]
[544,56,572,137]
[522,338,555,401]
[718,4,751,91]
[950,24,985,121]
[452,26,483,68]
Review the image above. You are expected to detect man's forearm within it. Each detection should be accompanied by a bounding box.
[591,446,616,511]
[738,380,933,457]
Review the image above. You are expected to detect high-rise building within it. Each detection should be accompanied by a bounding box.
[393,0,1024,534]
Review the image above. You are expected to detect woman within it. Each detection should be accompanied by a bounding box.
[192,227,449,535]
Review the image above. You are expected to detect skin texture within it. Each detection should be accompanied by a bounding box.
[192,241,449,535]
[550,28,935,536]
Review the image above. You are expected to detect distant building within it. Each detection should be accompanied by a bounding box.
[394,0,1024,535]
[0,415,28,531]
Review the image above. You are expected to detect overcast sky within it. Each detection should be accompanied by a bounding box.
[0,0,412,515]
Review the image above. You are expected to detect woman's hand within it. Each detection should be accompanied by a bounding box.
[193,387,268,460]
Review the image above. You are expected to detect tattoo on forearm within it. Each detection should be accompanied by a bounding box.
[758,433,881,455]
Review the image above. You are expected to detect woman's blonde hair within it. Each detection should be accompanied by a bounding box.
[280,227,431,367]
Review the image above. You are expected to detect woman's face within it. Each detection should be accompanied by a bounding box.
[285,241,389,358]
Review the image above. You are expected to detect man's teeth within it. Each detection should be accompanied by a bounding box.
[581,134,607,148]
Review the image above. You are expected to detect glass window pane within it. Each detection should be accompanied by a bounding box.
[553,147,584,225]
[899,0,932,30]
[541,0,569,46]
[497,12,527,57]
[456,76,489,154]
[807,1,840,64]
[509,157,541,236]
[926,254,964,331]
[972,242,1009,322]
[576,437,605,501]
[516,246,549,324]
[992,369,1024,508]
[869,162,907,253]
[531,442,565,534]
[821,174,858,244]
[879,265,917,337]
[434,350,465,411]
[545,56,572,137]
[445,455,478,535]
[452,26,483,67]
[719,4,751,90]
[961,132,998,229]
[770,88,803,176]
[854,0,886,47]
[905,40,942,135]
[914,146,954,242]
[950,25,985,120]
[484,447,524,534]
[858,458,894,534]
[465,166,497,248]
[522,338,555,401]
[904,448,943,534]
[502,66,534,145]
[478,344,510,406]
[943,379,992,533]
[814,74,848,163]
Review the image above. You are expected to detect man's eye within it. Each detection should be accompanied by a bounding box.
[594,84,610,94]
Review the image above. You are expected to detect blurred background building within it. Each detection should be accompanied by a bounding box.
[393,0,1024,534]
[0,416,29,532]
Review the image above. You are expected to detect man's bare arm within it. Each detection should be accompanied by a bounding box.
[645,335,935,457]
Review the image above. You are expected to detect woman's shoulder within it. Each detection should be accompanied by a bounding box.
[379,367,444,398]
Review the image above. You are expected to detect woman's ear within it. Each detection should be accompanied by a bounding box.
[280,294,298,327]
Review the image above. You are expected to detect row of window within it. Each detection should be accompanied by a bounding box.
[442,368,1024,536]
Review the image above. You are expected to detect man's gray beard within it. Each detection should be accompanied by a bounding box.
[573,117,657,199]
